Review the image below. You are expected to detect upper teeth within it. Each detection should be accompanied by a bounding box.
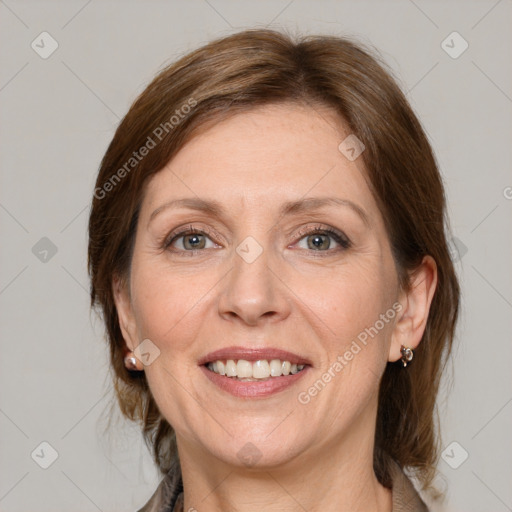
[206,359,306,379]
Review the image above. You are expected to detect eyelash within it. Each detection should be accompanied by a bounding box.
[162,224,351,256]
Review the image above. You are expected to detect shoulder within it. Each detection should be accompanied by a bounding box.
[136,457,183,512]
[389,460,429,512]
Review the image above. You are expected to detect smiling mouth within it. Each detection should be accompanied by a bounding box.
[205,359,308,381]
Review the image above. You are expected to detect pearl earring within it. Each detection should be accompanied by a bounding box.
[124,353,143,371]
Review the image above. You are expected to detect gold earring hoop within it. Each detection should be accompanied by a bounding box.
[400,345,414,367]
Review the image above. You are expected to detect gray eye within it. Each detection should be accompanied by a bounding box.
[172,232,216,251]
[307,234,331,250]
[297,232,339,251]
[183,234,206,250]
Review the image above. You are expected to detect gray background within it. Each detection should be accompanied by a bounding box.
[1,1,511,511]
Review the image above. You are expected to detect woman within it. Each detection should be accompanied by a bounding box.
[88,29,460,512]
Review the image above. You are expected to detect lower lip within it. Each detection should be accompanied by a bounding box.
[200,365,310,398]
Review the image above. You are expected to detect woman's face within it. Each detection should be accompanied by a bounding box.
[116,103,405,469]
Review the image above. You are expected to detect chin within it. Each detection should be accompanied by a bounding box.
[201,430,308,470]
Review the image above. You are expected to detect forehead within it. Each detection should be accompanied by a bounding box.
[142,103,379,222]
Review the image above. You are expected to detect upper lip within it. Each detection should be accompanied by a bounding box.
[198,346,312,366]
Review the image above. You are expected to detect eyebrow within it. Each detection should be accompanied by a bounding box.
[148,196,371,228]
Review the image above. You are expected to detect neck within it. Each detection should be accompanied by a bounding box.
[176,412,392,512]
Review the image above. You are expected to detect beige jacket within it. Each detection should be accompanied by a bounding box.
[137,456,428,512]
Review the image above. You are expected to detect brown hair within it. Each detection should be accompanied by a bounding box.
[88,28,460,491]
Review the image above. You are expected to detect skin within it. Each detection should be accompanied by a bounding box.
[114,103,437,512]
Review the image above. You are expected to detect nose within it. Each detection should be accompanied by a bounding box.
[217,243,291,327]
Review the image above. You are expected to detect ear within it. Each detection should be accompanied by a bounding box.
[112,274,139,353]
[388,255,438,363]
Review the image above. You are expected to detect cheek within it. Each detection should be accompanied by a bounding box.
[305,269,396,417]
[128,253,226,426]
[129,255,209,345]
[304,262,394,349]
[129,264,209,429]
